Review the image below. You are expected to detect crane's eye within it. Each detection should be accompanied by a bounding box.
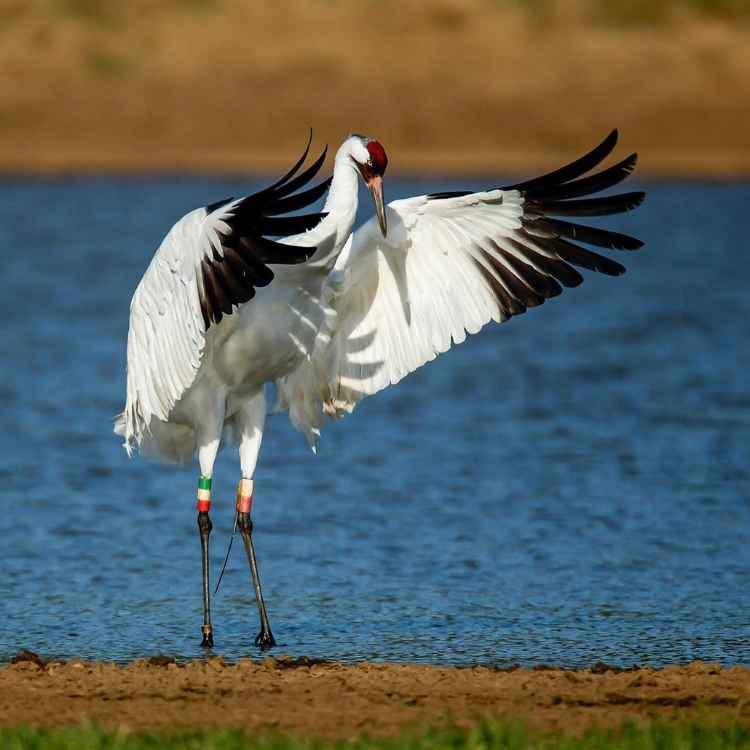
[352,157,374,181]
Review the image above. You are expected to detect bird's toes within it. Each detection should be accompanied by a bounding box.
[200,625,214,648]
[254,630,276,650]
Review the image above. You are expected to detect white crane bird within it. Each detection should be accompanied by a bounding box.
[116,129,644,649]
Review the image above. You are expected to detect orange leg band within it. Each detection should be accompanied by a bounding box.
[236,479,253,514]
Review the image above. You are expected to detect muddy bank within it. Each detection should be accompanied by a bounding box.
[1,653,749,738]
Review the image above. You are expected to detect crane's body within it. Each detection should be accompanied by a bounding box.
[116,130,645,649]
[118,137,367,468]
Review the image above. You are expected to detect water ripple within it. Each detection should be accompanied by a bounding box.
[0,178,748,667]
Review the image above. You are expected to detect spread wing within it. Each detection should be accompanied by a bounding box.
[277,130,644,446]
[116,137,332,452]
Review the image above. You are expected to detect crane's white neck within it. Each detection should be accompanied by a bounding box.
[322,141,361,229]
[301,137,369,268]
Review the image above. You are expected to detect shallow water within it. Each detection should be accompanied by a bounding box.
[1,176,748,667]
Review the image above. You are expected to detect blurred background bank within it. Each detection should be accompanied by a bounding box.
[0,0,748,176]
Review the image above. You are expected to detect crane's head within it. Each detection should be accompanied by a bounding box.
[349,135,389,237]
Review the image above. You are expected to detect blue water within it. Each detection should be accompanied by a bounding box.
[1,176,748,668]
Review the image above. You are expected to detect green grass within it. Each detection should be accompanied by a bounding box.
[3,722,750,750]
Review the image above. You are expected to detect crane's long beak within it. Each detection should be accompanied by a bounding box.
[368,175,387,237]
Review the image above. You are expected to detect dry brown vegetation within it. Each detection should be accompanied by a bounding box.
[0,0,749,176]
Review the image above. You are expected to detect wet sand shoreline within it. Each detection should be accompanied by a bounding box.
[2,652,749,738]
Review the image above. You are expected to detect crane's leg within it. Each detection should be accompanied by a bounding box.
[236,391,276,649]
[196,401,224,648]
[197,476,214,647]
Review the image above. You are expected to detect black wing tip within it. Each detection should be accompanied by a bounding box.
[279,135,312,187]
[479,130,640,312]
[629,191,646,209]
[262,128,319,194]
[591,129,619,161]
[623,152,638,171]
[296,128,314,168]
[198,131,332,330]
[521,149,641,202]
[309,143,330,177]
[268,143,330,202]
[503,128,626,194]
[530,190,647,219]
[623,238,645,251]
[597,129,620,158]
[267,175,333,217]
[609,264,627,276]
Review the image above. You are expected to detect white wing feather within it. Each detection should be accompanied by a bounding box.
[276,190,527,445]
[115,202,238,453]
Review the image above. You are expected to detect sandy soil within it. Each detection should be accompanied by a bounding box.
[1,1,749,177]
[2,652,749,738]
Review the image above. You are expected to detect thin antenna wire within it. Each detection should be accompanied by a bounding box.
[214,512,238,594]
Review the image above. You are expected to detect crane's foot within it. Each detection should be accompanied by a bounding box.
[200,624,214,648]
[254,629,276,650]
